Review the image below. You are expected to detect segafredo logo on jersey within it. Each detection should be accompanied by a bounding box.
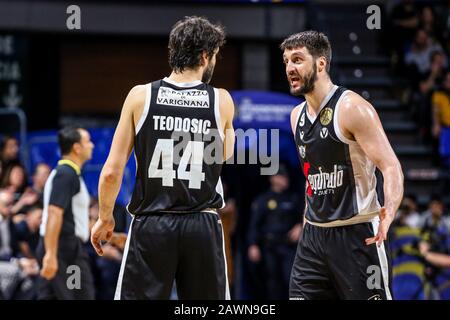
[157,87,209,108]
[307,165,344,194]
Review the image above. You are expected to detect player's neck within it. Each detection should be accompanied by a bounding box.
[304,78,335,115]
[168,69,203,84]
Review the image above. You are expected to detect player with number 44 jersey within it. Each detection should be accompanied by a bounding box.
[90,16,235,300]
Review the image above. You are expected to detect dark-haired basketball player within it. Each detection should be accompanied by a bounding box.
[91,16,235,300]
[282,31,404,300]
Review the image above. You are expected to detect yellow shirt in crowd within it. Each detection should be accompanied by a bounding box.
[433,91,450,127]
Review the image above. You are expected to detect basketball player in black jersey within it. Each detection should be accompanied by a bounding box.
[282,31,404,300]
[90,16,235,300]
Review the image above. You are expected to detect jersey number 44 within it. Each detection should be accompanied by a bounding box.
[148,138,205,190]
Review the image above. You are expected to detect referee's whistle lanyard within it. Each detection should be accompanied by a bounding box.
[58,159,81,175]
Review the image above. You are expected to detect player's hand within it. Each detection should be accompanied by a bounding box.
[365,207,394,247]
[40,252,58,280]
[91,217,115,256]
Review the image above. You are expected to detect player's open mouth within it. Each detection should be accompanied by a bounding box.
[290,76,301,86]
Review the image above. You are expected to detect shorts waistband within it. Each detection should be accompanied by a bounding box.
[305,211,379,228]
[135,208,218,216]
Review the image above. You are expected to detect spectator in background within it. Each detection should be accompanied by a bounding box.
[0,163,28,201]
[0,189,40,299]
[247,165,302,300]
[405,29,446,76]
[420,241,450,269]
[0,190,19,261]
[432,70,450,167]
[419,195,450,231]
[9,163,50,216]
[419,6,445,45]
[10,189,39,216]
[432,0,450,53]
[0,256,39,300]
[409,51,447,150]
[388,0,419,68]
[419,51,447,95]
[13,205,43,259]
[0,136,20,177]
[30,163,50,201]
[401,193,422,228]
[390,200,425,300]
[418,195,450,299]
[432,70,450,139]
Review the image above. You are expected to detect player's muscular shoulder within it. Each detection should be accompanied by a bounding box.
[219,88,233,109]
[126,85,147,127]
[218,88,235,123]
[338,91,379,140]
[290,105,302,134]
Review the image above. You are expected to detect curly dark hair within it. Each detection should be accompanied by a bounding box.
[168,16,226,73]
[280,31,332,73]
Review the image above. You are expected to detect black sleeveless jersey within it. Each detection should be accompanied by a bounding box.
[127,77,225,214]
[294,86,380,224]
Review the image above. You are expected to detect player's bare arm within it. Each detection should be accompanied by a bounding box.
[339,92,404,246]
[219,88,235,161]
[91,85,146,256]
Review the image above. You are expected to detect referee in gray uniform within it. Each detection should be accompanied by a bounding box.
[37,126,95,300]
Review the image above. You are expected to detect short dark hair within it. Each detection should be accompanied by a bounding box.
[280,31,332,73]
[168,16,226,73]
[58,126,82,155]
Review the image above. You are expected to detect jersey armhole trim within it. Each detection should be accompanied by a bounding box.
[294,101,306,136]
[214,88,225,141]
[333,90,358,145]
[135,83,152,135]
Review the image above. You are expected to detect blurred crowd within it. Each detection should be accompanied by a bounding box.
[0,135,130,299]
[387,0,450,166]
[390,194,450,299]
[382,1,450,299]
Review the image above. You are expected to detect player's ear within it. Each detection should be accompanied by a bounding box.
[317,56,326,73]
[200,51,208,66]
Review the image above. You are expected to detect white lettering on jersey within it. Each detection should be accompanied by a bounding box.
[307,165,344,194]
[153,115,211,135]
[157,86,209,108]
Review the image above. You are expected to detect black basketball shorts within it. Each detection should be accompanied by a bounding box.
[114,211,230,300]
[289,218,392,300]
